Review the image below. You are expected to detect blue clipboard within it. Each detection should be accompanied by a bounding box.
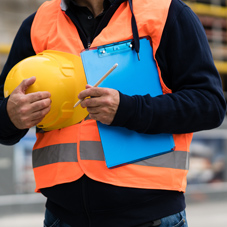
[80,37,175,168]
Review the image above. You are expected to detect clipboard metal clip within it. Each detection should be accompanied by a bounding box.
[98,41,133,57]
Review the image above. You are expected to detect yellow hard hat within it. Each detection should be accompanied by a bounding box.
[4,50,88,131]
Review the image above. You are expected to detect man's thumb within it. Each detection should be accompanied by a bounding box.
[19,76,36,94]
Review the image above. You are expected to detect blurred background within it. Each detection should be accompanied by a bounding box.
[0,0,227,226]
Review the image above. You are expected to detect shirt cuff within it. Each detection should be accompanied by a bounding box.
[110,92,136,127]
[0,97,28,144]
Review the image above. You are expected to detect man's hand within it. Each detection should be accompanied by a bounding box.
[78,85,119,125]
[7,77,51,129]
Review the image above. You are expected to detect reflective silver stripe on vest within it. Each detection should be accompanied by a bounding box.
[33,143,77,168]
[80,141,105,161]
[80,141,189,170]
[134,150,189,170]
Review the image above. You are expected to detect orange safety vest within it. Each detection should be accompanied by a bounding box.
[31,0,193,192]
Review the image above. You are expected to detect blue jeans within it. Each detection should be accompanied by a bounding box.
[158,210,188,227]
[44,209,71,227]
[43,209,188,227]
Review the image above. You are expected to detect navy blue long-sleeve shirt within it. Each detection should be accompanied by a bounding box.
[0,0,226,226]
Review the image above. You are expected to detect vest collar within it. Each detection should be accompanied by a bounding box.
[60,0,140,59]
[61,0,125,11]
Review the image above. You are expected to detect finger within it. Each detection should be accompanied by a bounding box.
[30,105,51,121]
[29,97,52,113]
[20,106,51,129]
[89,113,98,121]
[19,76,36,94]
[86,106,99,114]
[85,84,93,89]
[26,91,51,104]
[23,116,45,129]
[80,96,103,108]
[29,119,44,128]
[78,87,105,100]
[77,84,93,100]
[89,113,111,125]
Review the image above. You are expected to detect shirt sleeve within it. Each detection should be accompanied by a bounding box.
[111,0,226,134]
[0,13,36,145]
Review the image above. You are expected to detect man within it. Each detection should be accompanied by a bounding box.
[0,0,226,226]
